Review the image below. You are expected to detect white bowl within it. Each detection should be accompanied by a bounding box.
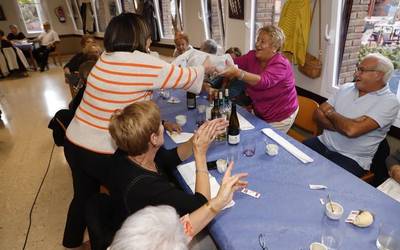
[325,201,344,220]
[309,242,327,250]
[175,115,187,127]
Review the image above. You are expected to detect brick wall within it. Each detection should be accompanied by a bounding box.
[338,0,369,84]
[161,0,174,38]
[256,0,276,27]
[210,0,223,46]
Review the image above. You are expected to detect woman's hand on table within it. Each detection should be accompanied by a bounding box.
[212,161,248,211]
[163,121,183,133]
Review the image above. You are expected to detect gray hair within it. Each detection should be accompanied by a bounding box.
[9,24,18,29]
[258,25,285,51]
[363,53,394,83]
[108,206,189,250]
[200,39,218,54]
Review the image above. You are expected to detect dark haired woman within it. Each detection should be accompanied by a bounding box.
[62,13,214,250]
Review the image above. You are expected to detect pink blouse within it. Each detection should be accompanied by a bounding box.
[234,51,298,123]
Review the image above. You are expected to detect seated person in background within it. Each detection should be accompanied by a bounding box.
[65,44,102,97]
[33,22,60,71]
[225,47,242,59]
[68,60,97,112]
[219,25,298,133]
[7,24,26,41]
[173,31,192,57]
[304,53,400,177]
[0,30,28,74]
[386,150,400,184]
[222,47,246,102]
[0,30,13,48]
[64,34,96,74]
[200,39,218,54]
[107,101,247,230]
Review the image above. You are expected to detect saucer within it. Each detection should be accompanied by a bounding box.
[167,97,181,104]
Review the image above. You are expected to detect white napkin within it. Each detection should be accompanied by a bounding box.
[261,128,313,164]
[177,161,235,210]
[378,178,400,202]
[166,131,193,144]
[238,113,255,130]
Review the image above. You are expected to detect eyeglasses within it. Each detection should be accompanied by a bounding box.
[355,67,378,73]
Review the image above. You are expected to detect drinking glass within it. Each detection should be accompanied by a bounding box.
[242,137,256,157]
[159,89,170,100]
[321,219,342,250]
[226,146,239,165]
[376,223,400,250]
[196,105,206,127]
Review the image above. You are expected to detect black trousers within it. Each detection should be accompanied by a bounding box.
[63,139,112,248]
[303,137,367,177]
[33,45,54,70]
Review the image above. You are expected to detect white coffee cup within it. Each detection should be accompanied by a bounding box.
[309,242,328,250]
[325,201,344,220]
[175,115,187,127]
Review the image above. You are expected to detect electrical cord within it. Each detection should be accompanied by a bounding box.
[22,143,56,250]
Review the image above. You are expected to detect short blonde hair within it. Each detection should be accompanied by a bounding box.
[258,25,285,51]
[109,101,161,156]
[174,32,189,44]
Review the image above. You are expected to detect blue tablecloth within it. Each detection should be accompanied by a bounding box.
[155,90,400,250]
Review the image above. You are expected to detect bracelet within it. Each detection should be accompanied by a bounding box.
[206,201,219,214]
[238,69,245,80]
[195,169,209,174]
[325,108,335,116]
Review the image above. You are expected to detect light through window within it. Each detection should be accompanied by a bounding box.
[17,0,46,34]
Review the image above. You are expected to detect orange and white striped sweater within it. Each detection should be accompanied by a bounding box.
[66,51,204,154]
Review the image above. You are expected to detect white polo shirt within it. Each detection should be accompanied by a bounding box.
[38,30,60,46]
[319,82,400,170]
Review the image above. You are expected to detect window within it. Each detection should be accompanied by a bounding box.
[66,0,83,32]
[17,0,46,34]
[94,0,122,33]
[202,0,225,48]
[155,0,182,39]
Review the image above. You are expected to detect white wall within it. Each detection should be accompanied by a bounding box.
[0,1,24,35]
[0,0,75,37]
[44,0,76,35]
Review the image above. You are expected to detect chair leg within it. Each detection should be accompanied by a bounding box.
[52,55,57,66]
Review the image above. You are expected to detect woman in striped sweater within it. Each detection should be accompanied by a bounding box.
[62,13,214,250]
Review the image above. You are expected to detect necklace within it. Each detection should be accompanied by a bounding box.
[128,156,158,173]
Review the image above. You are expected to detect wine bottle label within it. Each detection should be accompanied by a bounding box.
[228,134,240,144]
[187,99,196,108]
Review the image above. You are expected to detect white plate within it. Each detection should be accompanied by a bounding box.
[167,97,181,104]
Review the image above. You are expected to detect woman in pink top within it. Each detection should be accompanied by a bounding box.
[220,25,298,133]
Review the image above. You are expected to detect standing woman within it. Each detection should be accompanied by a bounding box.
[62,13,213,250]
[220,25,298,133]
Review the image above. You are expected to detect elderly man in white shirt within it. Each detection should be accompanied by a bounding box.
[33,22,60,71]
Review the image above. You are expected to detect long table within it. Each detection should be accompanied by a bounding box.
[155,90,400,250]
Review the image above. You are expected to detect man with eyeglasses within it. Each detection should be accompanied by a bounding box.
[303,53,400,177]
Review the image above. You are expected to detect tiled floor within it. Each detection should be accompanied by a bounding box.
[0,67,74,250]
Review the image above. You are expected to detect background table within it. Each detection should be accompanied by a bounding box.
[155,90,400,250]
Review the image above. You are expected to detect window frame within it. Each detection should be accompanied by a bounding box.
[65,0,84,35]
[16,0,46,35]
